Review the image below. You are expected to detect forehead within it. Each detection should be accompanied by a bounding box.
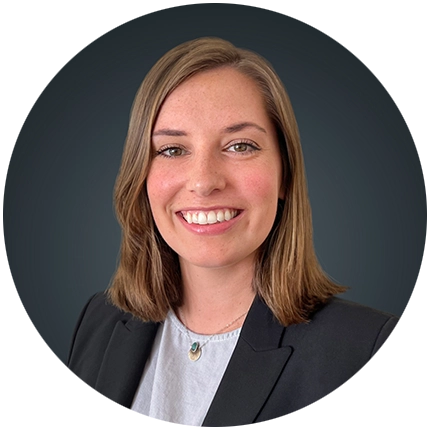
[154,68,271,131]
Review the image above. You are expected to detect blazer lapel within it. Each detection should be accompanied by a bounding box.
[95,318,158,407]
[203,297,292,426]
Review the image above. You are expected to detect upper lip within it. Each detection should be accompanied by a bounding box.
[176,206,242,212]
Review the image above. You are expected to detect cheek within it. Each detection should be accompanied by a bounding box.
[146,165,182,242]
[241,165,282,208]
[146,164,178,207]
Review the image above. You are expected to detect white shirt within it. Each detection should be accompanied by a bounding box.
[131,310,241,426]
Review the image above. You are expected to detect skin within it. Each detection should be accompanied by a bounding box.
[146,67,283,333]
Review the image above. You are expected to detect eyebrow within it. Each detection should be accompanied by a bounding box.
[152,129,188,137]
[222,122,267,134]
[152,122,267,137]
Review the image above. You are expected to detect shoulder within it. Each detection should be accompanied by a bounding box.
[71,291,134,341]
[312,297,398,344]
[260,298,399,416]
[313,296,398,323]
[82,291,131,321]
[284,296,399,359]
[67,291,135,385]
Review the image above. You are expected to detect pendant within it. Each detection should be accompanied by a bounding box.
[188,341,202,361]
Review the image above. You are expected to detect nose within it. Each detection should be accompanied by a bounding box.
[186,152,226,196]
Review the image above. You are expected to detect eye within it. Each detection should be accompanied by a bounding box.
[226,141,260,154]
[156,146,187,158]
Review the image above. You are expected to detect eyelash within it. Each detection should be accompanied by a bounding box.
[226,140,260,154]
[155,145,188,158]
[155,140,260,158]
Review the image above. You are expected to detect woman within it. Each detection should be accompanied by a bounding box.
[68,37,398,426]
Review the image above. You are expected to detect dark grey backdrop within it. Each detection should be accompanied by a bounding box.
[3,4,426,364]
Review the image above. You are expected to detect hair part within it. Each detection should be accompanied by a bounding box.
[108,37,345,326]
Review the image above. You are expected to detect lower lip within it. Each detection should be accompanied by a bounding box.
[176,211,244,235]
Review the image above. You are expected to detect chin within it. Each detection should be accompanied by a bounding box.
[180,256,233,270]
[178,249,257,271]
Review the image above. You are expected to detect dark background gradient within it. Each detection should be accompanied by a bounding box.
[3,4,426,364]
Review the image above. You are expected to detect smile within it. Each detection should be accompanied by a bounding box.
[180,209,240,225]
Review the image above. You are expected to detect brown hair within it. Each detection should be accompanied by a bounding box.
[108,37,345,326]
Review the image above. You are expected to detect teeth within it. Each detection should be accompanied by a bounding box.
[198,212,207,225]
[207,211,217,224]
[182,209,238,225]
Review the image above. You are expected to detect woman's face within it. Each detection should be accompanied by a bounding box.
[147,67,283,270]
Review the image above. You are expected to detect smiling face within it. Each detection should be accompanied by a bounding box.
[146,67,284,271]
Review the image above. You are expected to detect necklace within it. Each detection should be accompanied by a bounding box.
[179,309,248,362]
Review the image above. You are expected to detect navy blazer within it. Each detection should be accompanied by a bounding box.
[68,292,398,426]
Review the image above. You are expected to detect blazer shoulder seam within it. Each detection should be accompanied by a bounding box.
[369,315,398,358]
[67,293,98,365]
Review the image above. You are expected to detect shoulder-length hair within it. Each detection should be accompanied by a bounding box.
[108,37,345,326]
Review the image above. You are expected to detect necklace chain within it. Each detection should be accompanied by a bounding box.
[179,309,248,361]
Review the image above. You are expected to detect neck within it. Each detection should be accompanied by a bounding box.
[178,258,256,334]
